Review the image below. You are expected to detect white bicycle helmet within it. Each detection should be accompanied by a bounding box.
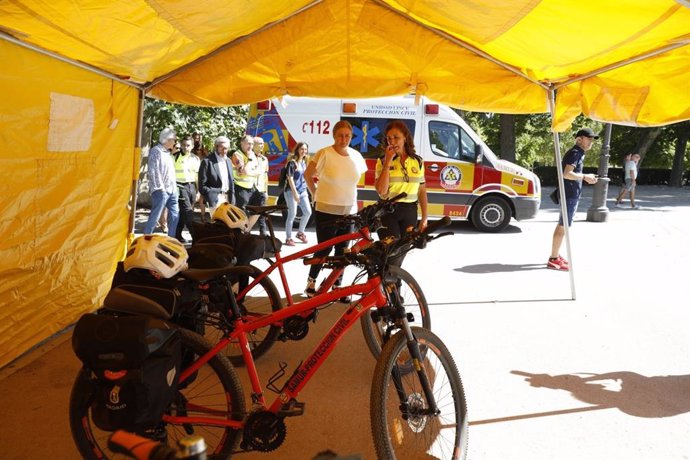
[212,202,248,230]
[123,234,189,278]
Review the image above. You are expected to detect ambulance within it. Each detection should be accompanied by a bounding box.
[246,95,541,232]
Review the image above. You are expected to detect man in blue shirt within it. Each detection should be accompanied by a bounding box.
[547,128,599,271]
[144,127,180,236]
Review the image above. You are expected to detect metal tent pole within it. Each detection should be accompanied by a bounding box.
[548,89,576,300]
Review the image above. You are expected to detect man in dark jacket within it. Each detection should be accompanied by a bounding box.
[198,136,234,210]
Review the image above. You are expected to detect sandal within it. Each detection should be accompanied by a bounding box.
[285,238,296,246]
[296,232,308,243]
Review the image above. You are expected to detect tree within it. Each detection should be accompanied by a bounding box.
[669,121,690,187]
[499,114,516,163]
[143,98,248,150]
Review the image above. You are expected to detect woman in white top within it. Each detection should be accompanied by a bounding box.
[304,120,368,299]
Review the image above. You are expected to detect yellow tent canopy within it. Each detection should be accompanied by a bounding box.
[1,0,689,366]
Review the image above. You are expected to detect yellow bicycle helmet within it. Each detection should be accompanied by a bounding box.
[123,234,189,278]
[212,202,248,230]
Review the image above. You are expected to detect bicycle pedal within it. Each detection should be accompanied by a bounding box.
[277,399,305,417]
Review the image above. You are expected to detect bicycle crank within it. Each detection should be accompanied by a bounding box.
[241,410,287,452]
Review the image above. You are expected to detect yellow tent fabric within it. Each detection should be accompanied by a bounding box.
[1,0,690,366]
[0,40,139,367]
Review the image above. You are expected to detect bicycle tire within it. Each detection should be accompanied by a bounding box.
[360,266,430,358]
[204,264,283,367]
[70,327,246,460]
[370,327,468,460]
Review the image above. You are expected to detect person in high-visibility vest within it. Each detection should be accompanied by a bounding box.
[375,120,428,267]
[252,136,269,234]
[231,134,267,235]
[174,136,201,242]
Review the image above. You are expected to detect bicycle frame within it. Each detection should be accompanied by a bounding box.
[165,273,387,429]
[238,218,374,307]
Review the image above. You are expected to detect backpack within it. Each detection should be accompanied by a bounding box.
[278,159,294,191]
[72,312,181,431]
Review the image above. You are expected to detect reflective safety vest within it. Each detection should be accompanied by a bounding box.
[376,155,425,202]
[232,151,256,189]
[174,152,200,184]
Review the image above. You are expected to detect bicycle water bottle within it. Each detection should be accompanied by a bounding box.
[177,435,207,459]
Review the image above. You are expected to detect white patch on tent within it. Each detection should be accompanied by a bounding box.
[48,93,94,151]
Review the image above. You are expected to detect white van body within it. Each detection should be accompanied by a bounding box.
[247,95,541,232]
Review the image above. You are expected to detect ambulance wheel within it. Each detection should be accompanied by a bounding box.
[470,196,511,232]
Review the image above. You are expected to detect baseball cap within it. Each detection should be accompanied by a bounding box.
[159,127,176,143]
[574,127,599,139]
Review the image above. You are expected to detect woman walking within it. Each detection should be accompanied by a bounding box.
[283,142,312,246]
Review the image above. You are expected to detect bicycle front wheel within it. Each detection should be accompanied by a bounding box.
[361,266,430,358]
[69,328,246,460]
[370,327,468,460]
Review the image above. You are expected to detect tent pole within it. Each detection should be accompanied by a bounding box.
[128,89,146,238]
[548,88,576,300]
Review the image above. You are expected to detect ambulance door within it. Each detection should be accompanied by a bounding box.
[426,120,481,217]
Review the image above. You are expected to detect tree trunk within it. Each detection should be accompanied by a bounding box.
[669,122,690,187]
[633,127,662,168]
[499,114,516,162]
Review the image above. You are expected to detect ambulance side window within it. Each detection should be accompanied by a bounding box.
[429,121,477,163]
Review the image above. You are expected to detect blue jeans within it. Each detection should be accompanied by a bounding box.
[145,189,180,236]
[284,189,312,239]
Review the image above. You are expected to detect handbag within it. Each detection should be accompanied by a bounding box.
[549,188,560,205]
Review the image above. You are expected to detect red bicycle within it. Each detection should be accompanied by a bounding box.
[201,194,431,365]
[70,217,467,459]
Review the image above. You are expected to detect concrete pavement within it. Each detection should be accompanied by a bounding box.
[1,185,689,459]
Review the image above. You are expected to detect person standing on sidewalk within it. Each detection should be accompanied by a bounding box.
[283,142,312,246]
[253,136,270,235]
[174,136,201,242]
[303,121,367,300]
[615,153,641,209]
[375,120,428,267]
[144,127,180,236]
[547,127,599,271]
[232,135,267,235]
[198,136,234,209]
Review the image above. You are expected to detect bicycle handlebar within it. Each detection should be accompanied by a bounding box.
[333,193,407,229]
[321,215,453,270]
[108,430,207,460]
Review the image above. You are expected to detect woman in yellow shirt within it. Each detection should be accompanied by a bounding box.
[375,120,428,266]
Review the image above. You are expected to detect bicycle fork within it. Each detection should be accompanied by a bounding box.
[391,320,441,418]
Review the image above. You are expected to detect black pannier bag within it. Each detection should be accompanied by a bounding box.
[72,313,181,431]
[110,262,201,332]
[192,221,283,263]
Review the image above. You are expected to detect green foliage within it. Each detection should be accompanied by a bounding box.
[458,109,686,172]
[143,98,248,150]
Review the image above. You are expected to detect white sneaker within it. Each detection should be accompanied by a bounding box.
[632,204,641,209]
[614,202,622,208]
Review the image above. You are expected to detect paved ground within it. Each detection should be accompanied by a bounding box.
[1,185,689,459]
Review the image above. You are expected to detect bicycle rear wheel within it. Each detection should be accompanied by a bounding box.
[370,327,468,460]
[204,264,283,366]
[360,266,430,358]
[69,328,246,460]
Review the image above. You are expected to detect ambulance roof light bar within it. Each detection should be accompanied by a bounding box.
[425,104,439,115]
[257,100,272,111]
[342,102,357,114]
